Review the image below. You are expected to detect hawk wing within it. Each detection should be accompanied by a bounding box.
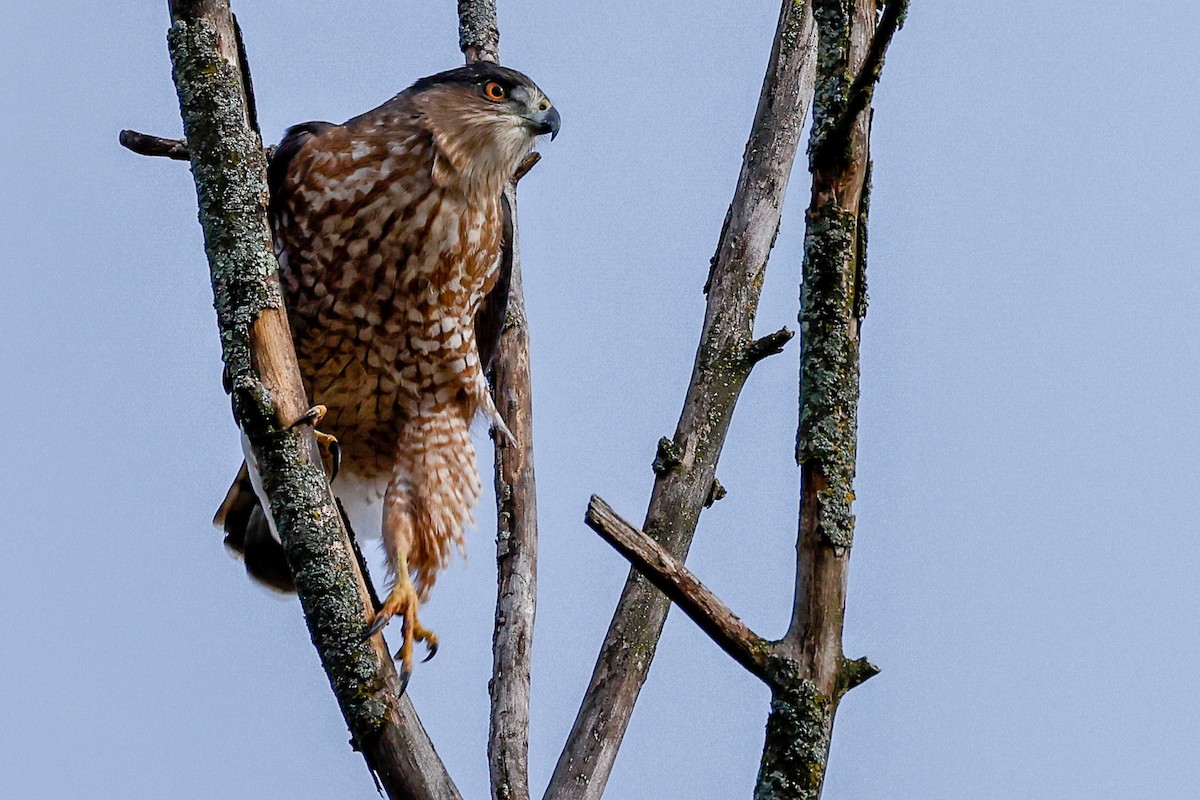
[475,192,514,377]
[267,121,336,220]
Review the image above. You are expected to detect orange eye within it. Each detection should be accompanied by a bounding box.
[484,81,507,101]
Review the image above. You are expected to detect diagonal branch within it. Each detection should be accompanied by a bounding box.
[547,2,819,798]
[456,4,540,800]
[157,2,458,797]
[584,496,774,684]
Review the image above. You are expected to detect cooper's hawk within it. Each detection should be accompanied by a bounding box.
[213,63,559,678]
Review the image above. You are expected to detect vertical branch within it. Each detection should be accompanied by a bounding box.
[160,2,459,797]
[754,2,905,798]
[456,4,539,799]
[487,212,539,800]
[547,2,819,798]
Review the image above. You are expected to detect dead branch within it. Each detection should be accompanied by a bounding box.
[485,223,539,800]
[546,2,819,798]
[119,130,189,160]
[747,326,797,365]
[584,496,773,683]
[157,2,458,797]
[455,4,540,799]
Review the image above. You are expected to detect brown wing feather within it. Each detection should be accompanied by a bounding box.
[475,192,514,376]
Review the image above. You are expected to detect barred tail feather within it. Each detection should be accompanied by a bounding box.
[384,408,481,598]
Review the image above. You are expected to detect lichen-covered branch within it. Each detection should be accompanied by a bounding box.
[454,4,540,799]
[810,0,909,166]
[457,0,499,65]
[752,1,899,797]
[160,2,458,797]
[584,496,774,683]
[548,3,819,798]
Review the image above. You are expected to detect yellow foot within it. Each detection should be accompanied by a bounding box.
[290,404,341,480]
[363,577,439,685]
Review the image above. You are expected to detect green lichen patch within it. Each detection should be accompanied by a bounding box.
[754,680,834,800]
[169,18,281,434]
[797,200,860,548]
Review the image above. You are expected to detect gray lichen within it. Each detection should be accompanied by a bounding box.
[754,680,833,800]
[796,200,860,548]
[168,19,280,430]
[457,0,499,61]
[168,17,391,737]
[808,0,853,156]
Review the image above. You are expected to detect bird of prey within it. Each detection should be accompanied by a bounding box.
[213,63,559,678]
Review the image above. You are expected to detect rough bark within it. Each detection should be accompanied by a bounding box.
[160,2,459,797]
[486,228,538,800]
[546,3,819,798]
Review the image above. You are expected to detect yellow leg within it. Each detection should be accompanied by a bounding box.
[363,552,439,682]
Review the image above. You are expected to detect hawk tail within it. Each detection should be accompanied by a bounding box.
[385,410,482,599]
[214,462,295,593]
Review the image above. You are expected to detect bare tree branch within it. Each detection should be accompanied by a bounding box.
[584,496,773,684]
[754,0,902,796]
[547,3,819,797]
[158,2,458,797]
[457,0,500,65]
[455,5,540,799]
[486,232,539,800]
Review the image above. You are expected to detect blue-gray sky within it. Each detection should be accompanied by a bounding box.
[3,2,1198,798]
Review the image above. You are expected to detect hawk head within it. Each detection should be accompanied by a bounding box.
[400,62,560,194]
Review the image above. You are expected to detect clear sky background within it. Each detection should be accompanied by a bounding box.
[2,2,1198,798]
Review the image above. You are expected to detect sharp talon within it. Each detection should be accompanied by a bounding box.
[396,665,412,697]
[290,404,327,429]
[292,406,340,483]
[363,613,390,639]
[422,641,438,663]
[329,439,342,481]
[374,575,436,684]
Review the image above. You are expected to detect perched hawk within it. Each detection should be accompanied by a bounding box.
[214,63,559,676]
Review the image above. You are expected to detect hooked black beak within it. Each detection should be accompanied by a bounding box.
[527,106,561,140]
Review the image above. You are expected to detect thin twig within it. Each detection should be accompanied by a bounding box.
[513,152,541,184]
[747,326,795,365]
[159,2,459,797]
[585,496,773,683]
[119,130,190,160]
[456,4,539,800]
[546,3,819,798]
